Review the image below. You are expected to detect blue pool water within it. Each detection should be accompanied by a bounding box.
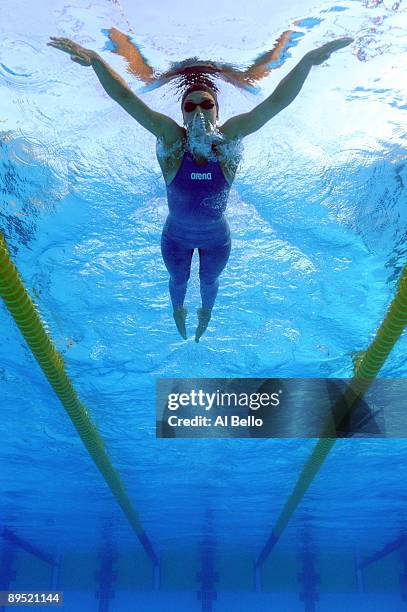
[0,0,406,610]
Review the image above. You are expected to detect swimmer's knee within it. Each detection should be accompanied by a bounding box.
[199,272,218,286]
[170,271,190,286]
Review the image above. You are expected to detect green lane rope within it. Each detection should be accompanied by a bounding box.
[0,231,158,566]
[256,265,407,567]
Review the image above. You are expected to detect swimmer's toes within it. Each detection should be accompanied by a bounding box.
[173,307,187,340]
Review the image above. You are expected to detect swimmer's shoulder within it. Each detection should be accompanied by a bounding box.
[156,125,186,157]
[215,129,244,185]
[155,126,186,185]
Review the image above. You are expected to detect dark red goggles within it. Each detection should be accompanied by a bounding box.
[183,99,215,112]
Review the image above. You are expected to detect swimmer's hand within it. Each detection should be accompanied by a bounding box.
[47,37,96,66]
[306,37,354,66]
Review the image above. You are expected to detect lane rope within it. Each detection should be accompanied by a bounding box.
[0,231,159,566]
[256,265,407,567]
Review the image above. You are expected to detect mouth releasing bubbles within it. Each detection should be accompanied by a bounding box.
[186,111,224,160]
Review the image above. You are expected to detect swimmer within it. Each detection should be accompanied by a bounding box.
[48,36,353,341]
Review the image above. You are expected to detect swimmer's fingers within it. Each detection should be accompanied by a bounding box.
[323,37,354,53]
[47,37,77,54]
[48,37,93,66]
[307,37,354,65]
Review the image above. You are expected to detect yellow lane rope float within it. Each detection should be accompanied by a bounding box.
[256,264,407,567]
[0,231,158,566]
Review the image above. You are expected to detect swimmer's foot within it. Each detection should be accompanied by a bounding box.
[195,308,212,343]
[173,307,187,340]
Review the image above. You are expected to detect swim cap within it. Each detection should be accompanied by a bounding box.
[181,84,219,116]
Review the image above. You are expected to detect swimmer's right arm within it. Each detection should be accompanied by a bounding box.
[47,37,181,140]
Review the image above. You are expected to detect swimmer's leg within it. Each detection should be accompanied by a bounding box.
[173,307,187,340]
[161,231,194,339]
[195,307,212,343]
[195,238,231,342]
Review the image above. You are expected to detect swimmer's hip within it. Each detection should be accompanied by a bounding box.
[162,214,231,249]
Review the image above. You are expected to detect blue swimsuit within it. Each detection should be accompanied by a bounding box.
[161,150,232,310]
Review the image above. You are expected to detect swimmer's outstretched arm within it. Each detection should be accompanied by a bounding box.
[220,37,354,140]
[47,37,180,140]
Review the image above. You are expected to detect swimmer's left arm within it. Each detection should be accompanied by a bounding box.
[220,37,353,139]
